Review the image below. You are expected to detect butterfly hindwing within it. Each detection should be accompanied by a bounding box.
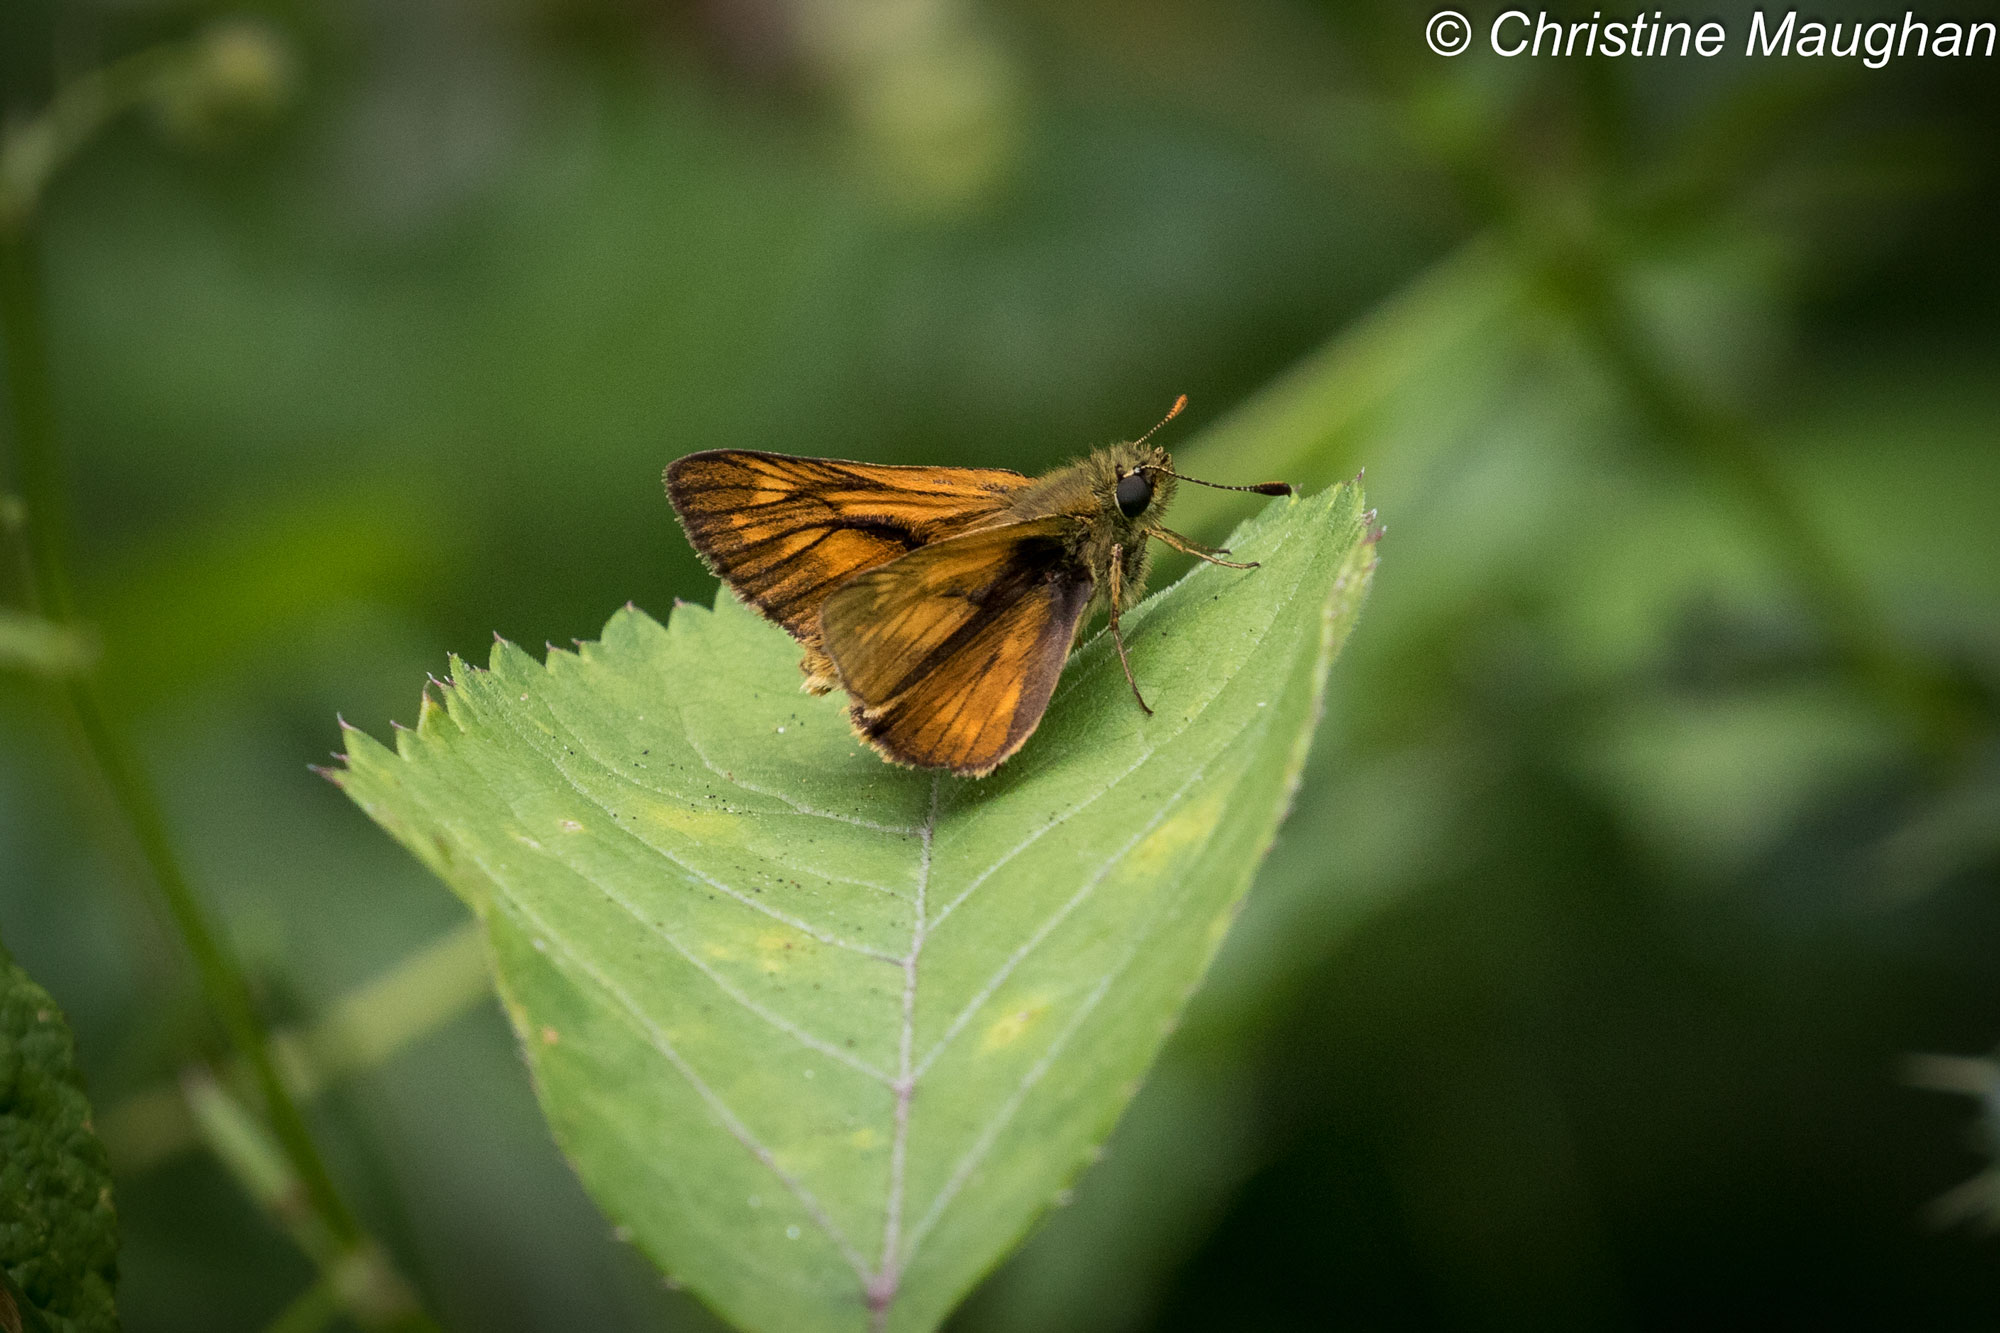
[664,451,1033,652]
[817,518,1093,777]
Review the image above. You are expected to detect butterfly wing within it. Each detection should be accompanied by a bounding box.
[817,518,1093,777]
[665,451,1033,659]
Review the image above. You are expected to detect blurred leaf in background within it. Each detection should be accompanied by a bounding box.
[1,0,1997,1328]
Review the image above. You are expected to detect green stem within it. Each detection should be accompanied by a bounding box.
[184,1071,429,1332]
[0,234,434,1326]
[0,45,182,232]
[101,920,492,1172]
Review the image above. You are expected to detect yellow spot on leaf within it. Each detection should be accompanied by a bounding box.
[982,998,1051,1051]
[850,1129,879,1150]
[756,933,794,973]
[1128,786,1228,876]
[636,798,736,839]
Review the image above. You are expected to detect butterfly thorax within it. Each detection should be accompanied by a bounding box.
[997,443,1178,615]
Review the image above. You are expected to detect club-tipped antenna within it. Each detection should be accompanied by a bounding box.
[1130,394,1291,494]
[1132,393,1188,448]
[1139,464,1293,497]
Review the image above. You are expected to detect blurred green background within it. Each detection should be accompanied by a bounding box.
[3,0,1998,1328]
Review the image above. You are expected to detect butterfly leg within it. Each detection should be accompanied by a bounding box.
[1150,526,1258,569]
[1108,543,1153,716]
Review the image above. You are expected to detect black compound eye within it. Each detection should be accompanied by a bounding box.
[1115,469,1154,518]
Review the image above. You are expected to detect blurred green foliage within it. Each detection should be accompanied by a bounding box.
[0,0,1996,1329]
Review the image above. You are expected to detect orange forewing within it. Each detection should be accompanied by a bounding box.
[665,450,1033,687]
[818,520,1092,776]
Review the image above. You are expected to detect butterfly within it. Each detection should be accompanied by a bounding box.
[664,396,1291,777]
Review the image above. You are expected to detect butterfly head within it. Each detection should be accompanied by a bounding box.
[1104,443,1177,525]
[1097,394,1294,529]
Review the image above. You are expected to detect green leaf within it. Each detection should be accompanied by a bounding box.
[0,939,119,1333]
[335,480,1374,1332]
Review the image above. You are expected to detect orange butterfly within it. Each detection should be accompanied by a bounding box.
[665,397,1290,777]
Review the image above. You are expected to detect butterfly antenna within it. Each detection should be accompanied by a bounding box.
[1142,465,1293,497]
[1129,393,1290,493]
[1132,393,1188,447]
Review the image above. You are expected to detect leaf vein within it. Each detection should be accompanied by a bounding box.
[407,779,877,1283]
[913,760,1210,1082]
[528,702,917,902]
[899,969,1116,1267]
[519,845,896,1084]
[925,742,1155,931]
[484,692,904,961]
[901,704,1283,1271]
[683,727,926,838]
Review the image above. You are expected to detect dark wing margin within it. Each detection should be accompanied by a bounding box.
[664,450,1030,649]
[817,519,1093,777]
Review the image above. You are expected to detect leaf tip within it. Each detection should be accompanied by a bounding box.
[417,688,448,733]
